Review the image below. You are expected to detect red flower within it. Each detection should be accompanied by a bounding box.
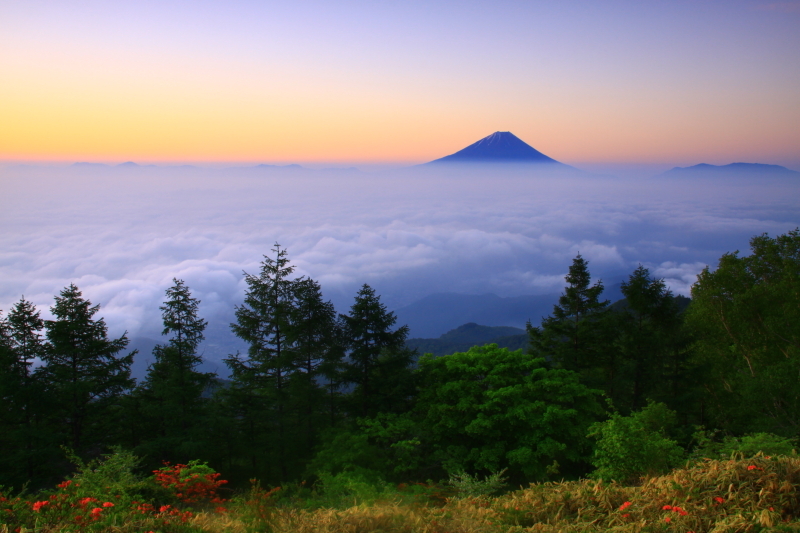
[662,505,672,510]
[102,502,114,507]
[665,517,671,523]
[622,513,630,518]
[619,501,632,511]
[714,496,725,504]
[78,497,97,508]
[32,501,49,512]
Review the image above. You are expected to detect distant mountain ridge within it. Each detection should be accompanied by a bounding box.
[393,284,625,339]
[660,162,799,177]
[406,322,527,357]
[405,293,692,359]
[427,131,564,165]
[394,292,560,338]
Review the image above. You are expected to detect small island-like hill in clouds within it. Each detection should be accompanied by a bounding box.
[658,162,800,178]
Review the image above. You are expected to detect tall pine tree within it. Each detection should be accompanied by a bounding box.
[340,284,415,418]
[616,265,684,412]
[528,255,610,378]
[226,244,301,481]
[0,299,51,487]
[42,284,134,453]
[137,278,213,462]
[286,277,343,457]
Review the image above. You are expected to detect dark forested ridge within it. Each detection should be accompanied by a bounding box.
[2,230,799,492]
[406,323,527,357]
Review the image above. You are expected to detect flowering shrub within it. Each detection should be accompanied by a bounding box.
[154,460,228,504]
[0,450,222,532]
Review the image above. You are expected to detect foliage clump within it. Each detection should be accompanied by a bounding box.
[588,401,685,483]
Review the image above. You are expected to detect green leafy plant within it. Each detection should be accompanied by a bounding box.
[691,429,798,460]
[446,468,508,498]
[588,401,685,483]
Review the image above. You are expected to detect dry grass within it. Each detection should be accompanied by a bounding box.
[247,455,800,533]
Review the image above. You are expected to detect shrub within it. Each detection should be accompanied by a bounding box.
[588,401,685,482]
[446,469,508,498]
[0,448,200,532]
[154,460,228,505]
[692,429,798,460]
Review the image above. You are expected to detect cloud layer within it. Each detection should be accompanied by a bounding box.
[1,164,797,370]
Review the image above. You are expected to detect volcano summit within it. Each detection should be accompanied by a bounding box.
[428,131,563,165]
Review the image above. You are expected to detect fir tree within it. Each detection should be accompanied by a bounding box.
[287,277,343,455]
[617,265,683,411]
[340,284,415,418]
[226,244,300,481]
[138,278,213,462]
[528,255,610,376]
[42,284,134,452]
[0,299,50,485]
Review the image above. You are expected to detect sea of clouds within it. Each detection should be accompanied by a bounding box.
[1,163,797,375]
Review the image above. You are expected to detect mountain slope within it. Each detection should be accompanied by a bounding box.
[394,292,561,338]
[427,131,563,164]
[406,322,527,357]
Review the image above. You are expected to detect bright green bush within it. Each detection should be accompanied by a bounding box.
[588,401,685,482]
[416,344,604,482]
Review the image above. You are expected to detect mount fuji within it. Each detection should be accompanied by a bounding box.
[427,131,565,165]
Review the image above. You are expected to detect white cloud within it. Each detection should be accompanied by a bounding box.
[1,164,797,360]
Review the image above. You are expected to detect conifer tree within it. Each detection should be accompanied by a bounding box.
[138,278,213,462]
[226,244,301,481]
[616,265,683,411]
[340,284,415,418]
[528,255,610,377]
[42,284,134,452]
[287,277,343,454]
[0,299,50,485]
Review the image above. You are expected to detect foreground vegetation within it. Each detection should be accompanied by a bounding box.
[2,450,799,532]
[1,229,799,522]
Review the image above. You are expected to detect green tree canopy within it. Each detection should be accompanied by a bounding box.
[416,344,604,482]
[687,229,800,434]
[528,254,615,404]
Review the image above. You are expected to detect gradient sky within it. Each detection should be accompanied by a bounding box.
[1,0,799,166]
